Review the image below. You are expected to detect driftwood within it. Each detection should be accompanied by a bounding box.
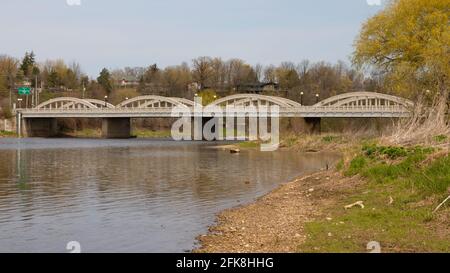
[433,195,450,213]
[344,201,365,210]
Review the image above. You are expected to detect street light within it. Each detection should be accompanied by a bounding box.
[17,98,23,109]
[316,93,320,104]
[104,95,108,108]
[300,92,304,105]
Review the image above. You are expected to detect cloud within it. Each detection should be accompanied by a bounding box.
[366,0,382,6]
[66,0,81,6]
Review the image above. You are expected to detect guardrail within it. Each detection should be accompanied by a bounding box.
[15,105,411,118]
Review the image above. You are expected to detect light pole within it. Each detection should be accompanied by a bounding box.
[82,83,86,99]
[17,98,23,109]
[316,93,320,104]
[104,95,108,108]
[300,92,304,105]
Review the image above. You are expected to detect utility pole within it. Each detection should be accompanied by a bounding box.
[82,82,86,99]
[34,75,38,107]
[9,76,12,109]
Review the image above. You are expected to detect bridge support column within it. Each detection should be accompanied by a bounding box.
[101,118,131,139]
[22,118,58,137]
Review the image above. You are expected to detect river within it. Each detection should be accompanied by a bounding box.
[0,138,339,253]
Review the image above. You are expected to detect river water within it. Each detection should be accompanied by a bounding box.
[0,138,339,253]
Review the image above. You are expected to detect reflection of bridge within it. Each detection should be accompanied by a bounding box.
[16,92,413,138]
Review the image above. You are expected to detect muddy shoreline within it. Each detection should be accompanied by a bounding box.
[193,167,355,253]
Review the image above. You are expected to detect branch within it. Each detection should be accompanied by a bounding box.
[433,195,450,213]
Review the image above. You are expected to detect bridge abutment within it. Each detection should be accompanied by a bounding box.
[101,118,131,139]
[22,118,58,137]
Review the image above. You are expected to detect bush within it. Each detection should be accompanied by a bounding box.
[322,135,338,143]
[434,135,448,142]
[345,156,367,176]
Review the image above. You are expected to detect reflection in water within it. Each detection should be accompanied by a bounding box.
[0,138,339,253]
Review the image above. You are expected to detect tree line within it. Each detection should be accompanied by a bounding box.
[1,0,447,115]
[0,53,383,111]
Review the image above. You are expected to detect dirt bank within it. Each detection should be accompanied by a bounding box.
[195,141,450,253]
[194,169,359,253]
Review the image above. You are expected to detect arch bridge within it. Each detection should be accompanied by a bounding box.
[28,91,412,117]
[16,92,413,138]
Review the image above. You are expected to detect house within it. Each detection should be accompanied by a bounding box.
[119,77,139,88]
[235,82,280,94]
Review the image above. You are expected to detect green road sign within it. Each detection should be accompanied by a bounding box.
[18,87,31,95]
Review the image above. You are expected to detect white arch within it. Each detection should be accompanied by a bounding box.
[206,94,302,108]
[36,97,98,109]
[314,92,414,108]
[116,95,190,108]
[170,97,195,107]
[85,99,115,109]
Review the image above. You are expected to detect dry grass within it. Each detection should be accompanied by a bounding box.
[384,94,450,146]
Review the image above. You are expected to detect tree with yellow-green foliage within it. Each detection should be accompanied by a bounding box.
[196,89,219,106]
[353,0,449,101]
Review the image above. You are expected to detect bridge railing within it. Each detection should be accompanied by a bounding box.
[18,105,411,113]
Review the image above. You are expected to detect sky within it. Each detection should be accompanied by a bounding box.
[1,0,385,77]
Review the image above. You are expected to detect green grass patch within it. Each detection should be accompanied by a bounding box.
[434,135,448,142]
[322,135,340,143]
[300,144,450,253]
[0,130,17,137]
[64,128,101,138]
[132,129,172,138]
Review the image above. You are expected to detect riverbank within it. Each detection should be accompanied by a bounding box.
[0,130,16,138]
[61,128,172,139]
[195,137,450,253]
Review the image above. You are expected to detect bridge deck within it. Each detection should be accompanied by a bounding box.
[18,106,411,118]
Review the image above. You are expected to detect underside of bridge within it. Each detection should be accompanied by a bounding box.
[22,118,58,137]
[282,117,321,135]
[101,118,131,139]
[20,117,132,138]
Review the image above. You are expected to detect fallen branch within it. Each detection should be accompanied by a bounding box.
[433,195,450,213]
[345,201,365,210]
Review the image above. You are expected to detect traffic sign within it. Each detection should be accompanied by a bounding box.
[18,87,31,95]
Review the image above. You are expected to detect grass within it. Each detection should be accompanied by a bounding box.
[64,128,101,138]
[132,129,172,138]
[300,144,450,253]
[434,134,448,143]
[0,130,17,137]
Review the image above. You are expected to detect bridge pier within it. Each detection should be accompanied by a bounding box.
[22,118,58,137]
[101,118,131,139]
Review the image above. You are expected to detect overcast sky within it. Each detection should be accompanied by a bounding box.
[1,0,385,76]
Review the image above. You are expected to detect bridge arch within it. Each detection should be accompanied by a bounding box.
[170,97,195,107]
[206,94,302,108]
[84,99,115,109]
[116,95,193,108]
[314,92,414,108]
[36,97,98,109]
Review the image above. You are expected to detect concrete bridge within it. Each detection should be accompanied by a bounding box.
[15,92,413,138]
